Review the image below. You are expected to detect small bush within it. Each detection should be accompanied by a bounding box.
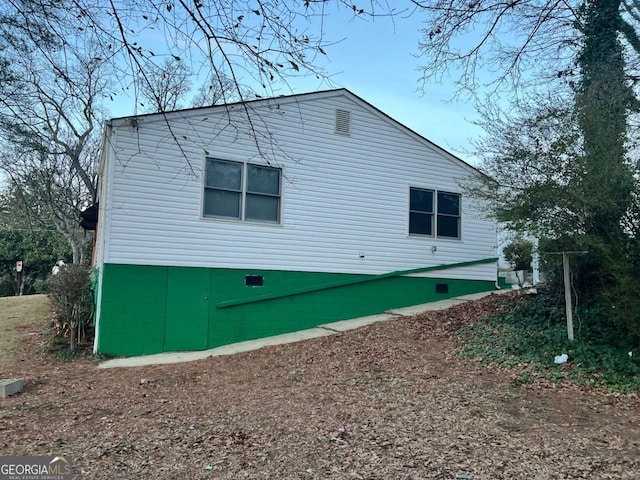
[503,237,534,272]
[31,278,48,294]
[47,264,93,351]
[0,276,14,297]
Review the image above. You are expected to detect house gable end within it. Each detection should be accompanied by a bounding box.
[107,88,479,178]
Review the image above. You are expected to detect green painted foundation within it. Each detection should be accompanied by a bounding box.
[96,262,497,356]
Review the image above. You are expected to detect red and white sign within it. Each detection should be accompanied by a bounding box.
[16,261,22,272]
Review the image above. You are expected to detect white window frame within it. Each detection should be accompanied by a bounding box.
[203,158,282,224]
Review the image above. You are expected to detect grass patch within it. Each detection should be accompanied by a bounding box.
[0,294,51,364]
[0,294,100,364]
[458,289,640,392]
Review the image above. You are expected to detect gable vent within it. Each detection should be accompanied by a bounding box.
[335,109,351,136]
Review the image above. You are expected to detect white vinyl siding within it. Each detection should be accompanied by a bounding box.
[94,124,115,269]
[102,91,496,281]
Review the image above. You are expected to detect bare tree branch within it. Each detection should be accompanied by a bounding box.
[412,0,583,95]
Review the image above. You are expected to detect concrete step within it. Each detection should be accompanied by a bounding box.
[0,378,24,398]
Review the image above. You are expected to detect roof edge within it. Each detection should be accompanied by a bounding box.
[108,87,484,177]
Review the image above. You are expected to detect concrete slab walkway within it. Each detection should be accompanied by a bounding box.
[98,289,510,369]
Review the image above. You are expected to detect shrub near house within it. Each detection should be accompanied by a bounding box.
[48,264,93,351]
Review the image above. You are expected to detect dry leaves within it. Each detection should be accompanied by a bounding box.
[1,292,638,479]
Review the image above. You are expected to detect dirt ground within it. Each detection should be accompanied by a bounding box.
[1,293,639,479]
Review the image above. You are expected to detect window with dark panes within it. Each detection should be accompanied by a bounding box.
[204,159,281,223]
[204,159,243,219]
[436,191,461,239]
[409,187,462,239]
[409,187,434,235]
[246,164,281,222]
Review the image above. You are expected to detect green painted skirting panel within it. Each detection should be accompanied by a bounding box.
[165,267,209,352]
[98,264,168,356]
[96,263,496,356]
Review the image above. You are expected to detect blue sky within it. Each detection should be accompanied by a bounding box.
[107,6,485,165]
[284,9,485,163]
[0,7,485,191]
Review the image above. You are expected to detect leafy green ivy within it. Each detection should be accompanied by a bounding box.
[458,289,640,392]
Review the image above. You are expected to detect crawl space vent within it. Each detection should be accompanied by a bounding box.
[245,275,264,287]
[335,109,351,136]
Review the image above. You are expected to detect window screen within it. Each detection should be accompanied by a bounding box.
[437,191,461,239]
[204,159,281,223]
[204,159,242,219]
[409,188,462,239]
[409,187,434,235]
[246,165,281,222]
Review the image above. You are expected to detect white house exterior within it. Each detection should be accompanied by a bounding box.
[92,89,498,356]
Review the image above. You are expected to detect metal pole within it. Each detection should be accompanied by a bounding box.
[562,253,574,341]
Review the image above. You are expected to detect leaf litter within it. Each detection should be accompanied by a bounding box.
[0,292,638,479]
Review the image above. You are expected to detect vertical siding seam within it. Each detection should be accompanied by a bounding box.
[162,266,169,351]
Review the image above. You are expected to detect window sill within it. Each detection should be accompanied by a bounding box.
[407,234,463,242]
[200,215,283,227]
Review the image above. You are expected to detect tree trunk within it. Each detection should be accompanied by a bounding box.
[577,0,633,238]
[70,236,80,265]
[573,0,635,294]
[12,271,21,296]
[69,322,76,351]
[79,231,92,265]
[13,270,26,296]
